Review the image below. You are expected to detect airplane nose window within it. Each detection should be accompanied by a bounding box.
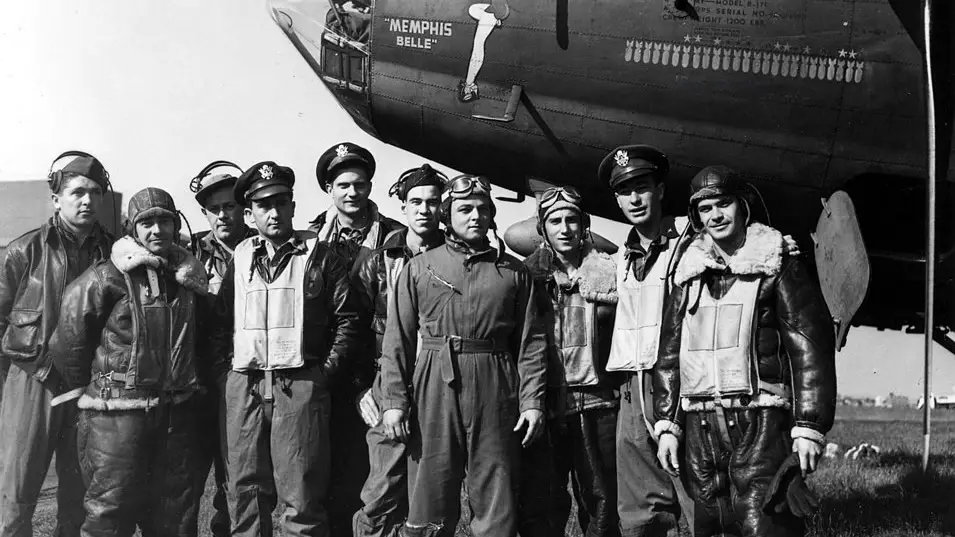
[327,0,371,44]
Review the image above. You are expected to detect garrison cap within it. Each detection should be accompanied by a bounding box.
[190,160,243,206]
[234,161,295,207]
[598,145,669,190]
[127,187,178,229]
[388,164,448,201]
[48,151,110,192]
[315,142,376,192]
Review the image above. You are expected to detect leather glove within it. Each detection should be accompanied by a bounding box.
[762,453,820,518]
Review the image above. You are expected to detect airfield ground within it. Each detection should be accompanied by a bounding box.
[30,406,955,537]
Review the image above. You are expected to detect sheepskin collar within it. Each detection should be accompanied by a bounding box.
[525,243,618,304]
[675,222,783,285]
[110,236,209,295]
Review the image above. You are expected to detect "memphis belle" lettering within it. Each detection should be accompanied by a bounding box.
[388,18,453,50]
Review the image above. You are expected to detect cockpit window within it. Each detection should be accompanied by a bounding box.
[326,1,371,44]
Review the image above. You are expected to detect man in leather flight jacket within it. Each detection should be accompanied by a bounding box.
[351,164,446,537]
[212,161,365,537]
[0,151,114,537]
[310,142,404,537]
[653,166,836,537]
[50,187,209,537]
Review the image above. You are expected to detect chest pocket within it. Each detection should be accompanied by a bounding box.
[244,288,297,330]
[420,270,458,323]
[559,305,589,348]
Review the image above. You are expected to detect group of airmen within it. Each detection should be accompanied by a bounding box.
[0,141,836,537]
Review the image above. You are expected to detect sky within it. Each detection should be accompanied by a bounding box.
[0,0,951,400]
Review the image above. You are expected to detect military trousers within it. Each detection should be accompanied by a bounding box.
[683,407,804,537]
[616,373,689,537]
[0,366,85,537]
[76,400,200,537]
[225,365,331,537]
[192,375,230,537]
[401,350,521,537]
[353,375,408,537]
[551,406,620,537]
[328,385,371,537]
[516,428,553,537]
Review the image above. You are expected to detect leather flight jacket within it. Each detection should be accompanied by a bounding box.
[353,228,445,366]
[653,223,837,443]
[51,237,208,409]
[0,219,113,384]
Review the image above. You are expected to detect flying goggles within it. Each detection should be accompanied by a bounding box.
[442,174,492,201]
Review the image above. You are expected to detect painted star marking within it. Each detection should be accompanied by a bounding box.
[849,49,858,59]
[838,49,847,57]
[684,34,692,42]
[803,46,811,54]
[694,35,702,43]
[714,37,722,45]
[783,44,791,52]
[773,42,782,50]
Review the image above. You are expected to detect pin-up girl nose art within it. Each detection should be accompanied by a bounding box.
[459,0,510,103]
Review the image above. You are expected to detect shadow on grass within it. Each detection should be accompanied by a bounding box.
[807,452,955,537]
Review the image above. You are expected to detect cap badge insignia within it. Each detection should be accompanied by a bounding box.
[614,150,630,168]
[336,144,349,159]
[259,165,273,180]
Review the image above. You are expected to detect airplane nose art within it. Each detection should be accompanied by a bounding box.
[504,217,618,258]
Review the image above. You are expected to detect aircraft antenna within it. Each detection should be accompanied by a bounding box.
[921,0,939,474]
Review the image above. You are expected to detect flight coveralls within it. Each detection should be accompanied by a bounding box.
[378,236,548,537]
[212,232,365,537]
[0,217,113,537]
[653,223,837,537]
[189,227,255,537]
[607,217,692,537]
[49,236,209,537]
[310,202,405,537]
[352,229,444,537]
[523,244,621,537]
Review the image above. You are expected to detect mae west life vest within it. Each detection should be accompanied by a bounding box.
[606,235,678,372]
[231,237,317,371]
[678,275,761,398]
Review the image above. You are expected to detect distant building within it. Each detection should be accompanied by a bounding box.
[887,393,911,408]
[0,181,55,259]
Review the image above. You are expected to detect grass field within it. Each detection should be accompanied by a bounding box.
[30,406,955,536]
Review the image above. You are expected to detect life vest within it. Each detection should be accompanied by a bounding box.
[231,237,316,371]
[551,289,599,387]
[678,275,761,398]
[606,225,683,372]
